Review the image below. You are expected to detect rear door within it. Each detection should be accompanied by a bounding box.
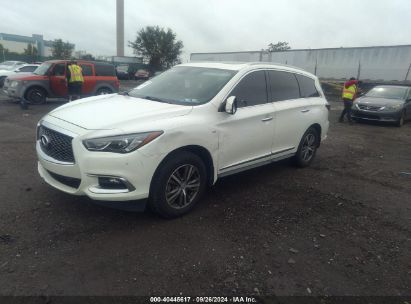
[49,63,68,97]
[217,70,275,174]
[79,63,95,95]
[268,70,319,154]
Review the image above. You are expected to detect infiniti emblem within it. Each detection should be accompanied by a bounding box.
[40,135,51,148]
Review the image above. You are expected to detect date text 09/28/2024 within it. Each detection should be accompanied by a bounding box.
[149,296,257,303]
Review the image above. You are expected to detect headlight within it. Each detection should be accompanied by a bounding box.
[83,131,163,153]
[384,104,402,111]
[10,80,20,88]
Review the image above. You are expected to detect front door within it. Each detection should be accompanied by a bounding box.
[217,70,275,175]
[49,63,68,97]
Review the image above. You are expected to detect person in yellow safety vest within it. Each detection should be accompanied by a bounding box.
[339,77,359,124]
[66,61,84,102]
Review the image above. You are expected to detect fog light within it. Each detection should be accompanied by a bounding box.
[98,177,128,190]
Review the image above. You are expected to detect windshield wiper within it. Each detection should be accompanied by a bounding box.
[143,96,169,103]
[119,91,129,96]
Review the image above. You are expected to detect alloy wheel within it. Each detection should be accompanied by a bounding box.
[165,164,201,209]
[301,133,316,162]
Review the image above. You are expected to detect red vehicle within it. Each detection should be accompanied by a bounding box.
[3,60,120,104]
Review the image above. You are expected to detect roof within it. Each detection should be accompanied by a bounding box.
[180,61,313,77]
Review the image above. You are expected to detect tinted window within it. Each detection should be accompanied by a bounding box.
[268,71,300,101]
[296,74,320,98]
[95,64,116,76]
[80,64,93,76]
[19,66,37,72]
[52,63,66,76]
[230,71,268,107]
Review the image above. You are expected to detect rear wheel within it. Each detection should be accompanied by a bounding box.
[149,151,207,218]
[293,127,319,167]
[96,87,112,95]
[26,87,47,104]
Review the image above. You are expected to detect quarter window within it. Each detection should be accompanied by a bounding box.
[296,74,320,98]
[95,64,116,76]
[230,71,268,107]
[18,66,37,72]
[267,71,300,101]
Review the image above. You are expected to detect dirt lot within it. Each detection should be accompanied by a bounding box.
[0,82,410,297]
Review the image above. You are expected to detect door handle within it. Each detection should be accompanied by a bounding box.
[261,117,273,122]
[301,109,310,113]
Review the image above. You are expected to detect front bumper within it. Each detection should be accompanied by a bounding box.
[36,119,164,202]
[351,109,402,122]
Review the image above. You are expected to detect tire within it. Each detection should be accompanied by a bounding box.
[0,76,5,88]
[96,87,112,95]
[149,151,207,218]
[396,111,405,127]
[25,87,47,105]
[293,127,319,168]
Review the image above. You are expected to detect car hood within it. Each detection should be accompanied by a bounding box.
[356,96,404,107]
[49,94,193,130]
[0,69,15,76]
[6,73,44,81]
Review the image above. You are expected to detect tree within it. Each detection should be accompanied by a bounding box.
[24,44,38,56]
[81,54,95,61]
[267,41,291,52]
[129,26,183,70]
[52,39,74,59]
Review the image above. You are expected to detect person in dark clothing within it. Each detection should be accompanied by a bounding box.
[339,77,359,124]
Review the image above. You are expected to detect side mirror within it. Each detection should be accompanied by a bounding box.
[225,96,237,114]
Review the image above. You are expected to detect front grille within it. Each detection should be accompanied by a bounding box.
[358,104,382,111]
[38,125,75,163]
[47,170,81,189]
[353,112,380,120]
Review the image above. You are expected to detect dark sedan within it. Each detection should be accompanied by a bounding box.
[351,85,411,127]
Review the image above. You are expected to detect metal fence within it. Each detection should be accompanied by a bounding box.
[191,45,411,82]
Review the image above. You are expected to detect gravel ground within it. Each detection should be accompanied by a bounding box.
[0,81,410,296]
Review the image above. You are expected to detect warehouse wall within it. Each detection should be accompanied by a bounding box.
[191,45,411,81]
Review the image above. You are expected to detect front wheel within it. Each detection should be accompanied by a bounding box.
[0,76,6,88]
[396,111,405,127]
[149,151,207,218]
[26,87,46,104]
[293,127,319,167]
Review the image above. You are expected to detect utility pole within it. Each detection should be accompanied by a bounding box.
[116,0,125,57]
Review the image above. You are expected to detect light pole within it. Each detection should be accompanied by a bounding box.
[116,0,125,57]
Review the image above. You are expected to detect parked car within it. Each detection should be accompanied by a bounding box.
[36,62,329,218]
[3,60,119,104]
[0,60,27,71]
[0,64,40,87]
[134,69,150,80]
[116,65,131,80]
[352,85,411,127]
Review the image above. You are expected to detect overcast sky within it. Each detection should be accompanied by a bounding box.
[1,0,411,61]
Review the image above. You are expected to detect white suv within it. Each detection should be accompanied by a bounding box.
[37,62,329,218]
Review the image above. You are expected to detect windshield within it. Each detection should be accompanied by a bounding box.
[33,62,53,75]
[128,66,237,105]
[365,86,408,100]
